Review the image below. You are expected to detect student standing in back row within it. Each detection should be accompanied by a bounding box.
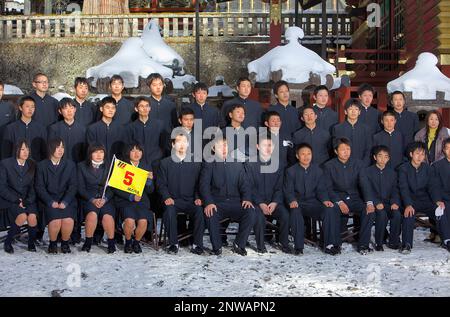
[357,83,382,134]
[148,73,178,134]
[221,77,263,129]
[29,73,59,128]
[108,75,135,126]
[267,80,301,137]
[390,91,419,146]
[185,82,221,132]
[312,85,338,134]
[73,77,97,127]
[48,98,87,163]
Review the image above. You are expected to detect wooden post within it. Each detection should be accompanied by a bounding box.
[440,65,450,127]
[269,0,282,48]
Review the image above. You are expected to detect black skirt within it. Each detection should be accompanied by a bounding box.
[82,201,115,218]
[9,204,38,218]
[122,205,153,222]
[44,205,76,223]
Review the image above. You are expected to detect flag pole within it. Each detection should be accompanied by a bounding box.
[101,154,116,200]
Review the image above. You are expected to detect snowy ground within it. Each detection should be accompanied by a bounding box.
[1,225,450,297]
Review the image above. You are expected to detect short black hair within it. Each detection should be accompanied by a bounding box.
[236,77,251,87]
[47,137,64,157]
[124,143,144,161]
[313,85,329,96]
[85,144,106,166]
[147,73,165,86]
[333,137,351,151]
[229,104,245,114]
[134,96,151,109]
[109,75,124,85]
[442,137,450,153]
[344,98,361,111]
[193,82,209,94]
[300,106,316,117]
[408,141,427,157]
[357,83,375,96]
[382,110,396,119]
[295,142,312,153]
[179,107,195,120]
[74,77,89,88]
[100,96,117,108]
[273,80,289,96]
[14,139,31,159]
[372,145,390,157]
[390,90,405,101]
[58,97,76,110]
[18,96,35,108]
[265,110,280,122]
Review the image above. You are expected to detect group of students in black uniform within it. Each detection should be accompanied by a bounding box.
[0,72,449,257]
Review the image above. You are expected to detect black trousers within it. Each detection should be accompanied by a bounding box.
[290,199,341,249]
[339,198,375,248]
[163,199,205,247]
[373,203,402,246]
[254,204,289,249]
[205,200,255,250]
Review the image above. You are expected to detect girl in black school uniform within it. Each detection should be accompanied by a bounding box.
[1,140,38,253]
[114,143,154,254]
[78,144,116,253]
[35,138,77,254]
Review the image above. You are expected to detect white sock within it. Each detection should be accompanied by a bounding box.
[326,244,334,249]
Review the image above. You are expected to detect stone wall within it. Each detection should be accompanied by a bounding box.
[0,38,270,95]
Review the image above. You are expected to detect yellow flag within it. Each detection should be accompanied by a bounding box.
[108,159,149,197]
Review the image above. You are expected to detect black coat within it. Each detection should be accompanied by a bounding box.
[394,109,420,146]
[86,119,125,160]
[359,165,400,206]
[221,97,264,129]
[293,126,331,166]
[267,103,301,137]
[77,161,113,202]
[332,120,372,166]
[73,99,97,127]
[398,162,439,206]
[30,91,59,128]
[2,119,47,162]
[246,159,283,205]
[185,102,221,131]
[157,155,202,201]
[372,129,406,169]
[284,163,329,204]
[35,159,77,208]
[432,158,450,202]
[150,95,178,134]
[313,105,338,134]
[199,159,251,205]
[359,106,382,134]
[0,157,36,208]
[48,120,87,163]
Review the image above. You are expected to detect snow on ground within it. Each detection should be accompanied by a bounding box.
[1,226,449,297]
[387,52,450,101]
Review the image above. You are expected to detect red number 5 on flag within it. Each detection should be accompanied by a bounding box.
[123,171,135,186]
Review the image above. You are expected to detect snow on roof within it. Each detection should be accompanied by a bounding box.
[387,52,450,101]
[247,26,336,84]
[86,20,189,89]
[3,84,24,95]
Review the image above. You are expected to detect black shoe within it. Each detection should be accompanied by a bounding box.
[190,246,204,255]
[48,243,58,254]
[444,241,450,252]
[387,243,400,250]
[28,243,37,252]
[132,240,142,254]
[167,245,179,254]
[324,246,339,256]
[357,246,373,255]
[232,243,247,256]
[61,243,71,254]
[81,242,91,253]
[210,248,222,256]
[256,247,267,254]
[400,244,412,254]
[124,240,133,254]
[375,245,384,252]
[294,248,303,255]
[107,244,116,254]
[4,243,14,254]
[281,246,292,254]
